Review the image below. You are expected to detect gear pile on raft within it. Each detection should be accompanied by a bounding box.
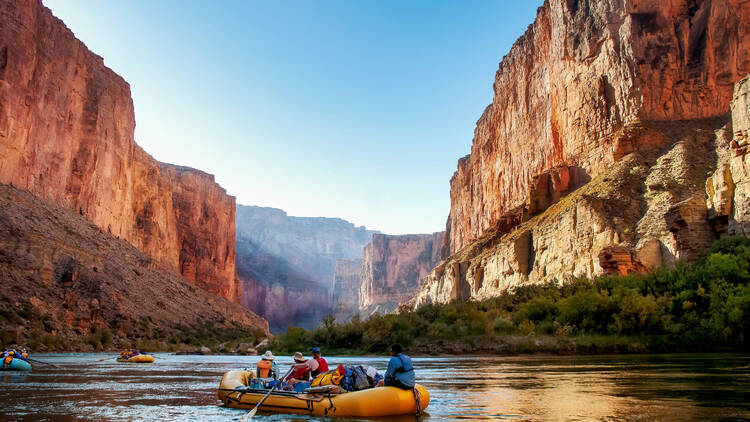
[218,343,429,418]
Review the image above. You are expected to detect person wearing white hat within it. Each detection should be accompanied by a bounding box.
[256,350,278,379]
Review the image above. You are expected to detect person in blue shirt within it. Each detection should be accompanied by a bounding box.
[379,343,415,390]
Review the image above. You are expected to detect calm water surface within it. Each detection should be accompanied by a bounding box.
[1,353,749,421]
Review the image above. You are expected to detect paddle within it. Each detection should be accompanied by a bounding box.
[26,358,61,368]
[241,366,294,420]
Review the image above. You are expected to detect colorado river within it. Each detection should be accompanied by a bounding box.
[1,353,748,421]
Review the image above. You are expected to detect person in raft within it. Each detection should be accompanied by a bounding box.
[256,350,278,379]
[285,351,317,383]
[377,343,415,390]
[310,347,328,377]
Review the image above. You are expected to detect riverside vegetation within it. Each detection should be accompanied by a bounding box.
[269,237,750,355]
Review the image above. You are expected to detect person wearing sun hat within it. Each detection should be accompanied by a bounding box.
[285,351,320,385]
[256,350,278,379]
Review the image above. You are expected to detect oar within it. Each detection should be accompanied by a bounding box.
[241,367,294,420]
[26,358,61,368]
[96,356,115,362]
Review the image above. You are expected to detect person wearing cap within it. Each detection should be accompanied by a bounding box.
[310,347,328,377]
[256,350,278,379]
[285,352,317,383]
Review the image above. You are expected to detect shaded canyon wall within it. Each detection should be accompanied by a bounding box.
[236,205,376,331]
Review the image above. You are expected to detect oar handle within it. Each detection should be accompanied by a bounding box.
[241,366,294,420]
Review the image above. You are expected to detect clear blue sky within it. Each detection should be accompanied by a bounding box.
[43,0,542,235]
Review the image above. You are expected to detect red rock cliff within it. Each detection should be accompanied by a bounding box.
[359,232,444,315]
[0,0,241,302]
[446,0,750,255]
[415,1,750,307]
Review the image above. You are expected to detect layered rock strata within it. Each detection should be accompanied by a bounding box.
[331,259,362,322]
[0,0,240,302]
[359,232,444,315]
[0,182,267,348]
[415,0,750,306]
[446,0,750,255]
[236,205,376,331]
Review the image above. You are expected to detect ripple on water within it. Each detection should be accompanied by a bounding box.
[1,353,749,421]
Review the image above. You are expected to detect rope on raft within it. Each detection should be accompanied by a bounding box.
[412,387,422,417]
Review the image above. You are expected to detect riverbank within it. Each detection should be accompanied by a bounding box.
[268,236,750,357]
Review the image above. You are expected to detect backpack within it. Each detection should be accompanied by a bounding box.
[351,366,371,391]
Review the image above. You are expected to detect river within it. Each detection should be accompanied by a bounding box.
[1,353,748,421]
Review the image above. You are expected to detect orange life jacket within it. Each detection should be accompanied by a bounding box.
[257,359,272,378]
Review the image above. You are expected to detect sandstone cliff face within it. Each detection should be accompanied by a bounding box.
[360,232,444,315]
[331,259,362,322]
[707,75,750,237]
[0,183,267,348]
[236,205,376,331]
[0,0,240,302]
[446,0,750,255]
[415,0,750,307]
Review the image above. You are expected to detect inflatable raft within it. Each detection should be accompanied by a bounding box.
[1,358,32,371]
[117,354,154,363]
[218,370,429,417]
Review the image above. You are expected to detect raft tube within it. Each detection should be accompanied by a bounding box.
[2,358,32,371]
[217,370,429,417]
[117,354,154,363]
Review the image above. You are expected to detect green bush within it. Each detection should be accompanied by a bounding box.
[272,236,750,353]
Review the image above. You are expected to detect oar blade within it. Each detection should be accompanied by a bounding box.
[242,407,257,420]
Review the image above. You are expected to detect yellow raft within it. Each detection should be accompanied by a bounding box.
[217,370,429,417]
[116,354,154,363]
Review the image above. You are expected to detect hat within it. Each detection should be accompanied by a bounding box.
[311,347,321,354]
[366,366,377,378]
[262,351,275,360]
[293,352,305,362]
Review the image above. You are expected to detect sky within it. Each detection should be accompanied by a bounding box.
[43,0,542,235]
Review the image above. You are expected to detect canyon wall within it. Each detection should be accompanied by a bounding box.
[415,0,750,307]
[236,205,376,331]
[446,0,750,255]
[359,232,444,316]
[0,0,240,302]
[331,259,362,322]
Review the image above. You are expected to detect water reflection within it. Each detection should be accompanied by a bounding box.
[0,354,748,421]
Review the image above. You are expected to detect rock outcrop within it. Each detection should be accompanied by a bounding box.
[707,75,750,237]
[331,259,362,322]
[0,182,267,348]
[236,205,376,331]
[445,0,750,255]
[0,0,241,302]
[360,232,444,315]
[415,0,750,307]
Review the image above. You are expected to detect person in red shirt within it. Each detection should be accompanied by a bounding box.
[311,347,328,377]
[285,352,315,383]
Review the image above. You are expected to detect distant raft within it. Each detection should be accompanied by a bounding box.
[217,370,429,417]
[1,358,32,371]
[117,354,154,363]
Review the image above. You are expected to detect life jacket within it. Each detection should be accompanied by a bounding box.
[3,356,12,366]
[395,354,414,374]
[257,359,272,378]
[310,366,344,387]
